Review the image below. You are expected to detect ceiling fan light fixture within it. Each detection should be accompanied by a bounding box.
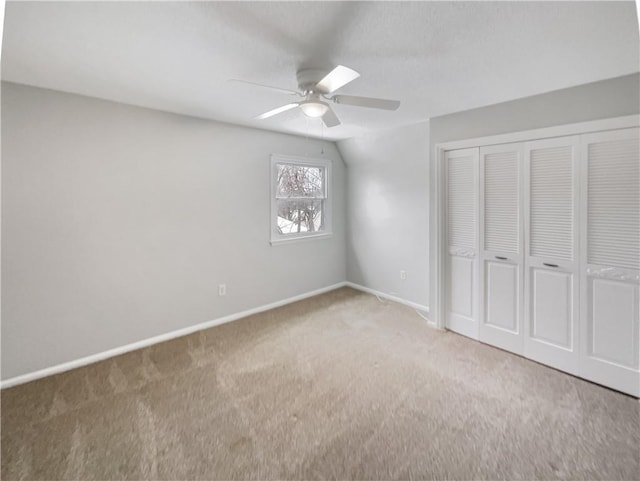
[300,100,329,118]
[244,64,397,128]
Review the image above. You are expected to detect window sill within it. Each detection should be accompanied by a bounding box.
[270,232,333,246]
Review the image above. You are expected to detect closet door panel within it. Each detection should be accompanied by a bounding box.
[529,145,574,261]
[589,278,637,367]
[524,136,580,375]
[479,143,524,354]
[445,148,479,339]
[485,261,519,332]
[580,128,640,396]
[530,267,573,348]
[450,256,474,318]
[483,149,520,255]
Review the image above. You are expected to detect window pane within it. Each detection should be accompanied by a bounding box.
[276,164,325,198]
[276,199,324,234]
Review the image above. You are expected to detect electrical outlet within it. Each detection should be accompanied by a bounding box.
[218,284,226,296]
[400,270,407,281]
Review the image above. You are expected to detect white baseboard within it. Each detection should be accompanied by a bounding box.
[345,282,435,326]
[1,281,348,389]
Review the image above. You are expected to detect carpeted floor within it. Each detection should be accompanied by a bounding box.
[1,287,639,480]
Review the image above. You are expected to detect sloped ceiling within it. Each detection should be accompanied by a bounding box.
[2,1,638,140]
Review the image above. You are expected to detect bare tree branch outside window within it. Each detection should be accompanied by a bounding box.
[275,164,325,234]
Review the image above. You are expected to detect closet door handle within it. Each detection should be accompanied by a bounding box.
[495,256,508,260]
[543,263,559,268]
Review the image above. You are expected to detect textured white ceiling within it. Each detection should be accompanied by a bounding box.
[2,1,639,140]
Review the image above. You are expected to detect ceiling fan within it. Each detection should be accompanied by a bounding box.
[230,65,400,128]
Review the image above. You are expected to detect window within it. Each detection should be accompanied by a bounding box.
[271,155,331,244]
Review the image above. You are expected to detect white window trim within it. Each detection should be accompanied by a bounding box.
[270,154,332,245]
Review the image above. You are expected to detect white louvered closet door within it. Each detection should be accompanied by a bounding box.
[446,148,479,339]
[524,136,580,375]
[479,143,524,355]
[580,128,640,397]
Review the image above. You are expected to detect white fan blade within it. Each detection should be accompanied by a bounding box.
[332,95,400,110]
[315,65,360,94]
[255,103,299,120]
[229,79,299,96]
[322,106,341,128]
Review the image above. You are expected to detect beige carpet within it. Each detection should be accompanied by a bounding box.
[1,287,638,480]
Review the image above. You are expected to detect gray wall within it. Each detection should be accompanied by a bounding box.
[430,73,640,145]
[1,82,346,380]
[339,122,429,309]
[429,73,640,320]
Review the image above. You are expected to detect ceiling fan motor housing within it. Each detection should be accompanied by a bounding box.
[296,68,329,94]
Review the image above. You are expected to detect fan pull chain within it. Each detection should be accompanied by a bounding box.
[304,115,311,157]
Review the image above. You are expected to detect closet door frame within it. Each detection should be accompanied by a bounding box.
[432,115,638,331]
